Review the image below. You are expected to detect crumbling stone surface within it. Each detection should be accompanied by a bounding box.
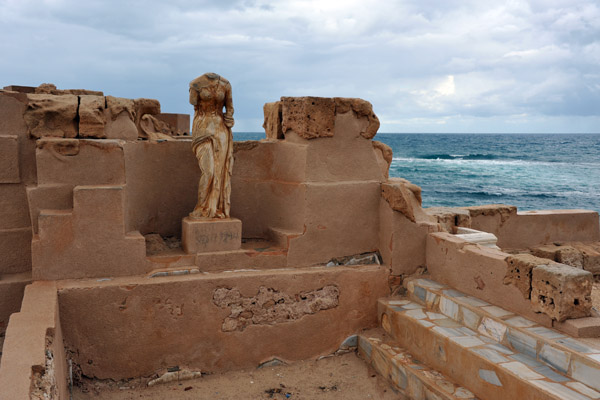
[24,93,78,138]
[425,207,471,232]
[281,97,335,140]
[263,101,283,140]
[372,140,393,178]
[279,97,380,140]
[381,178,423,223]
[79,95,107,138]
[333,97,380,139]
[531,243,600,273]
[463,204,517,225]
[504,254,555,299]
[0,135,20,183]
[213,285,339,332]
[531,263,592,322]
[30,335,58,400]
[35,82,103,96]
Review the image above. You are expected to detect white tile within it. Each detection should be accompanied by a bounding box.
[566,382,600,399]
[414,278,445,289]
[588,354,600,363]
[531,380,592,400]
[478,369,502,387]
[417,319,434,328]
[405,308,427,320]
[461,307,481,330]
[539,344,570,373]
[504,316,537,328]
[501,361,544,380]
[473,348,509,364]
[572,358,600,391]
[459,296,490,307]
[478,317,507,342]
[439,297,459,320]
[402,302,424,310]
[450,336,485,348]
[482,305,514,318]
[388,299,411,305]
[426,312,447,320]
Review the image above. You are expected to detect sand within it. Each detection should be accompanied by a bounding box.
[72,351,400,400]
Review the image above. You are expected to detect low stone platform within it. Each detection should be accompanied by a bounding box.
[181,217,241,254]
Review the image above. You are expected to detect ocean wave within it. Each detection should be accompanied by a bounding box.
[390,157,600,168]
[418,153,499,160]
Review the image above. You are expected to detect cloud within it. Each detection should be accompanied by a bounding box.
[0,0,598,132]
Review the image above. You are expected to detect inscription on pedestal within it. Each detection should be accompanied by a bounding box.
[182,217,242,254]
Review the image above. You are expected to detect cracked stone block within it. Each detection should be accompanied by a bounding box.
[571,243,600,274]
[504,254,553,299]
[425,207,471,232]
[79,95,106,138]
[381,178,423,223]
[24,93,78,138]
[531,264,592,322]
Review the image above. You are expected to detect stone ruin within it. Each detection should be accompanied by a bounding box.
[0,83,600,399]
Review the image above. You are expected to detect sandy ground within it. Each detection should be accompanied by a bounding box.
[72,352,400,400]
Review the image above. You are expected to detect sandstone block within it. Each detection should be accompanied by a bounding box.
[263,101,283,140]
[0,227,32,274]
[0,135,20,183]
[36,139,126,185]
[504,254,553,299]
[32,185,147,280]
[531,264,592,322]
[333,97,380,139]
[381,178,423,223]
[26,184,73,233]
[79,95,106,138]
[105,96,138,140]
[425,207,471,232]
[182,217,241,254]
[372,140,392,178]
[35,83,103,96]
[0,184,31,229]
[3,85,35,93]
[281,97,335,139]
[570,243,600,274]
[554,317,600,338]
[24,93,78,138]
[532,245,584,269]
[155,113,190,134]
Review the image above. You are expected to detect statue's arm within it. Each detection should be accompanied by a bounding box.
[223,83,234,128]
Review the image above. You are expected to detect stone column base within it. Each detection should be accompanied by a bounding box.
[182,217,242,254]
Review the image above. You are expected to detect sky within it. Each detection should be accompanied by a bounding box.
[1,0,599,133]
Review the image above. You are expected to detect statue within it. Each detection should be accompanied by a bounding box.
[188,73,234,219]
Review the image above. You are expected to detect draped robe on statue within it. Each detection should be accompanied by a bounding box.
[188,73,234,219]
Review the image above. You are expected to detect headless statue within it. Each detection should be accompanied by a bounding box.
[188,73,234,219]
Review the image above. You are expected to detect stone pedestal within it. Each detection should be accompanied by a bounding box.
[182,217,242,254]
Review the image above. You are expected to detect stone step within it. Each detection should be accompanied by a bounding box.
[404,277,600,393]
[380,296,600,400]
[358,330,479,399]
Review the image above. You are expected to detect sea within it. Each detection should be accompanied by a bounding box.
[233,132,600,213]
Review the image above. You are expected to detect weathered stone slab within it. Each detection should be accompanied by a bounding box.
[281,97,335,139]
[381,178,423,223]
[504,254,553,299]
[532,245,584,269]
[24,93,78,138]
[155,113,190,134]
[372,140,392,178]
[333,97,379,139]
[0,135,20,183]
[531,264,592,322]
[426,207,471,232]
[79,95,106,138]
[263,101,283,140]
[182,217,242,254]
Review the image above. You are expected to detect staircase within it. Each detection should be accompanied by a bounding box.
[359,277,600,400]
